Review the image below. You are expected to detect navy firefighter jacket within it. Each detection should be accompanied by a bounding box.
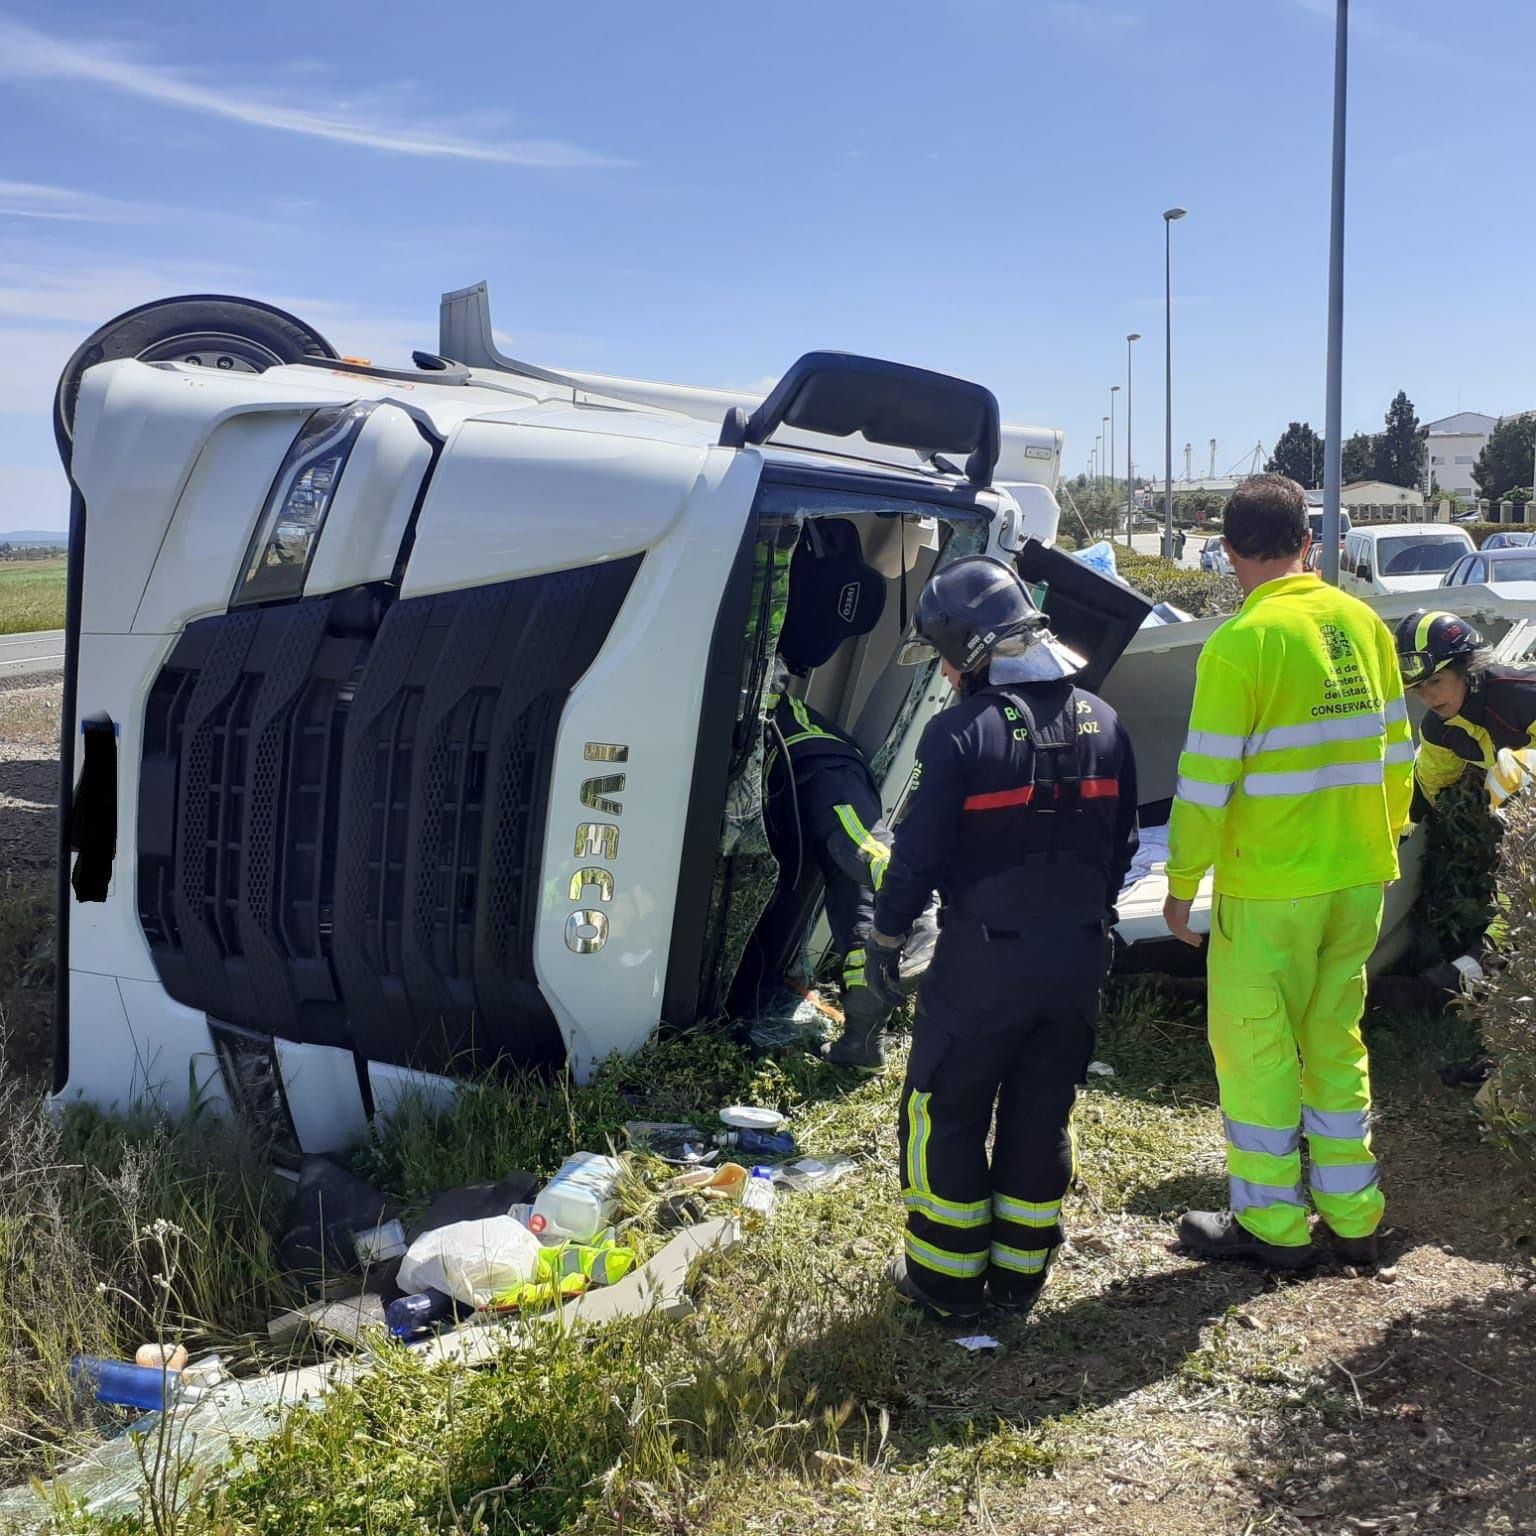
[873,680,1139,936]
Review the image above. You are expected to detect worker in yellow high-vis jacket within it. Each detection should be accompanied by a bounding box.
[1163,474,1413,1270]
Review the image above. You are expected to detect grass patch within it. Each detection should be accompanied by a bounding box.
[0,873,56,1083]
[0,559,66,636]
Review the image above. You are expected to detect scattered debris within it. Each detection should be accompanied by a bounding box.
[1087,1060,1116,1078]
[954,1335,1002,1353]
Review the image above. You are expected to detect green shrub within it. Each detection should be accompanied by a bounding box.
[1417,774,1502,961]
[1114,548,1242,618]
[1468,795,1536,1233]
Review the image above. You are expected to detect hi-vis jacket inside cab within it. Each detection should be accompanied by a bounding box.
[1167,575,1414,901]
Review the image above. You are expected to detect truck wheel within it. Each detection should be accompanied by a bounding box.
[54,294,337,468]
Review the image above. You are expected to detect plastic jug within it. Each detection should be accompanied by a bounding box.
[530,1152,624,1242]
[740,1167,777,1216]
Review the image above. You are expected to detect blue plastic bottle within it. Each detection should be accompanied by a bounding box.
[385,1288,454,1338]
[71,1357,181,1412]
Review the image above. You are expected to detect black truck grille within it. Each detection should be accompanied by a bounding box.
[137,558,639,1077]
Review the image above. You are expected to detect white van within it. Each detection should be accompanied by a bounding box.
[1340,524,1474,598]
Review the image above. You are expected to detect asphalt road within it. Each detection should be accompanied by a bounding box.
[0,629,65,679]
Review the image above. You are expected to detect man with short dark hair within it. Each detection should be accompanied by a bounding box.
[1163,474,1413,1269]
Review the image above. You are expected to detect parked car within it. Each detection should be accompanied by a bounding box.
[1199,539,1232,575]
[1340,525,1475,597]
[1442,547,1536,599]
[1481,530,1536,550]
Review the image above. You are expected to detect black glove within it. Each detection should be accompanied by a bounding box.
[865,931,905,1013]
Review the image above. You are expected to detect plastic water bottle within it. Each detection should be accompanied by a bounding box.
[714,1129,797,1160]
[71,1357,181,1412]
[740,1166,777,1216]
[385,1288,454,1338]
[530,1152,624,1242]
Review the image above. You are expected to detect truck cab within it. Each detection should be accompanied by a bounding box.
[50,284,1144,1157]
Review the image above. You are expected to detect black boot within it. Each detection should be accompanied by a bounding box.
[823,987,888,1071]
[1177,1210,1317,1271]
[1329,1231,1380,1267]
[886,1256,982,1322]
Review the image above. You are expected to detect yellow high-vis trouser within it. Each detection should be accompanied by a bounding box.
[1207,884,1386,1247]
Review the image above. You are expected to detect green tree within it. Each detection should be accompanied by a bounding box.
[1472,414,1536,503]
[1266,421,1326,488]
[1373,390,1425,488]
[1341,431,1377,483]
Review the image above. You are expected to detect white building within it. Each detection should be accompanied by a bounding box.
[1423,411,1498,497]
[1341,480,1424,508]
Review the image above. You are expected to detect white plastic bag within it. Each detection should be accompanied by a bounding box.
[396,1216,542,1307]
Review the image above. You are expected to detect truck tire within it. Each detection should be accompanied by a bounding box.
[54,294,338,468]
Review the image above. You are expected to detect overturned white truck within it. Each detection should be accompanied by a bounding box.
[51,283,1508,1157]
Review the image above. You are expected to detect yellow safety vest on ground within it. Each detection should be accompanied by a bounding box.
[1167,573,1413,901]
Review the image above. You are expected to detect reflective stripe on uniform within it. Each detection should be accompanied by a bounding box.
[1223,1116,1301,1158]
[1244,760,1385,797]
[990,1243,1049,1275]
[1302,1105,1370,1141]
[833,804,891,884]
[1309,1160,1379,1195]
[905,1232,988,1279]
[904,1091,989,1230]
[1185,729,1247,759]
[1176,775,1235,808]
[993,1194,1061,1227]
[1384,696,1409,725]
[1229,1175,1305,1212]
[904,1191,990,1227]
[1384,741,1416,765]
[1246,709,1384,756]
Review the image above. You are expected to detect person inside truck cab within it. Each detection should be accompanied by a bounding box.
[1396,609,1536,812]
[763,518,902,1069]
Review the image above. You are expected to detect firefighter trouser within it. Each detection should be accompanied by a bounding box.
[1207,885,1386,1248]
[896,918,1103,1315]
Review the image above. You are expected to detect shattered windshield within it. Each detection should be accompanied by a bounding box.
[1377,536,1468,576]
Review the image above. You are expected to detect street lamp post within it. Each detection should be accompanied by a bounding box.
[1101,416,1110,493]
[1321,2,1348,582]
[1163,206,1187,560]
[1109,385,1120,509]
[1125,334,1141,545]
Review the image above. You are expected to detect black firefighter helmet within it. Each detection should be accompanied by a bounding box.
[1394,609,1486,688]
[898,555,1046,673]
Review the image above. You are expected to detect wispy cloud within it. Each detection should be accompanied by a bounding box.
[0,17,624,167]
[0,180,160,225]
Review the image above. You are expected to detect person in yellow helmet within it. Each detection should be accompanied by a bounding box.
[1394,609,1536,812]
[1163,475,1413,1270]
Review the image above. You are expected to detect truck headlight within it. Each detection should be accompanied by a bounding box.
[232,401,375,607]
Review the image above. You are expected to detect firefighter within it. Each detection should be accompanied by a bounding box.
[1163,474,1414,1271]
[762,665,896,1069]
[862,556,1139,1322]
[1394,609,1536,812]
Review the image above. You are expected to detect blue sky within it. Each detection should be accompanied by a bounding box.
[2,0,1533,532]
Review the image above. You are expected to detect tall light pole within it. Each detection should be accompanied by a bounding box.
[1101,416,1110,492]
[1321,2,1348,582]
[1126,333,1141,545]
[1163,206,1187,559]
[1109,386,1120,504]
